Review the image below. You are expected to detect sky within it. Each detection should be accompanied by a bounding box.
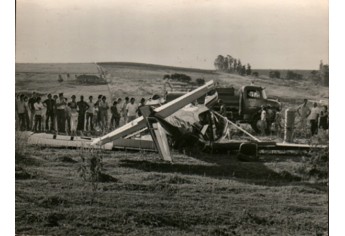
[15,0,329,70]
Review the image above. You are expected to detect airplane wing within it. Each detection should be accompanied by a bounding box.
[91,80,216,146]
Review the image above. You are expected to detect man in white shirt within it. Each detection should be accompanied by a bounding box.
[297,99,311,133]
[34,97,44,132]
[259,106,267,136]
[309,102,320,136]
[126,98,138,123]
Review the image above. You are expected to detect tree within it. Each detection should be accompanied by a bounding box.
[233,59,237,71]
[240,65,246,76]
[322,65,329,86]
[246,64,252,76]
[237,59,242,73]
[227,55,234,72]
[286,70,303,80]
[214,55,225,71]
[223,57,229,71]
[163,74,171,80]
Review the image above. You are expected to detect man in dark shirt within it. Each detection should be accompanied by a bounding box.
[77,95,89,132]
[43,94,56,131]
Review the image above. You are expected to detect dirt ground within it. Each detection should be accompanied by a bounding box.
[15,63,328,235]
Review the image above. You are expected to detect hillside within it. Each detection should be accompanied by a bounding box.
[15,62,328,108]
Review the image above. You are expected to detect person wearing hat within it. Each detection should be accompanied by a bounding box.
[55,93,66,134]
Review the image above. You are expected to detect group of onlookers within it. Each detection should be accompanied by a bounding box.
[15,92,147,135]
[256,98,328,137]
[297,98,329,136]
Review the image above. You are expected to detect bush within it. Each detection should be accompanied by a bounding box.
[196,78,205,86]
[170,73,192,83]
[269,71,280,79]
[286,70,303,80]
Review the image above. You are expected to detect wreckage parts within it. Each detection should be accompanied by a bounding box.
[92,80,216,146]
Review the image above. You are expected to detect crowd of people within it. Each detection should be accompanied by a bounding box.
[16,92,329,139]
[255,99,328,137]
[297,98,329,136]
[15,92,147,136]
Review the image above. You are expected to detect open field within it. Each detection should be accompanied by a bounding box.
[16,145,328,235]
[15,62,328,235]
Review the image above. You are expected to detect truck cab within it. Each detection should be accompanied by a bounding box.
[214,85,281,132]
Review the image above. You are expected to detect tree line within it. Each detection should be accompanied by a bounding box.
[214,55,252,76]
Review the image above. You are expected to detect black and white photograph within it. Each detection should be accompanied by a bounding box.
[11,0,333,235]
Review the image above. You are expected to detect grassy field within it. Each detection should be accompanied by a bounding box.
[16,145,328,235]
[15,62,328,235]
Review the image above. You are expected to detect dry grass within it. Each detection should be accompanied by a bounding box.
[15,145,328,235]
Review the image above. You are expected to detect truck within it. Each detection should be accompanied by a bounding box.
[212,85,281,133]
[164,82,281,133]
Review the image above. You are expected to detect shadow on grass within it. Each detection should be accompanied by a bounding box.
[119,154,301,186]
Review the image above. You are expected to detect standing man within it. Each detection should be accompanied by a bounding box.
[259,105,267,136]
[138,98,146,117]
[122,97,129,124]
[297,99,311,135]
[319,105,329,131]
[55,93,66,134]
[68,95,78,138]
[99,96,109,132]
[33,97,44,132]
[77,95,89,133]
[52,95,59,132]
[28,92,37,130]
[126,98,138,123]
[309,102,320,136]
[16,94,26,131]
[110,100,120,129]
[24,96,30,130]
[43,94,55,132]
[94,95,103,128]
[86,96,95,132]
[116,98,123,126]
